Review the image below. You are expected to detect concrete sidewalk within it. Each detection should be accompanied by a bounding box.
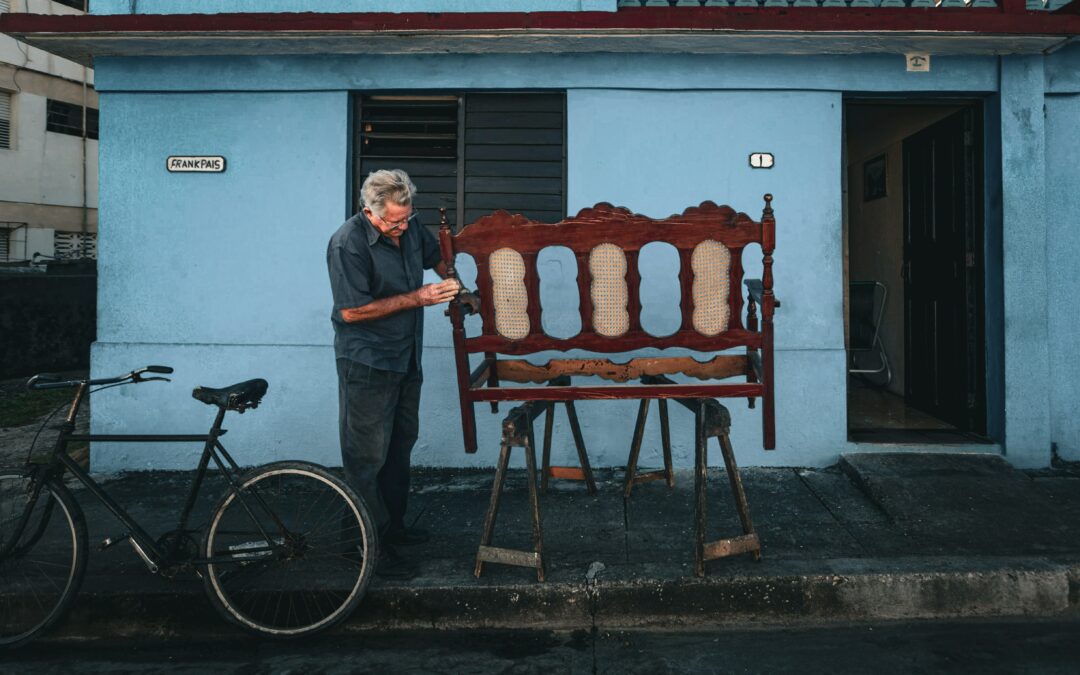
[31,452,1080,639]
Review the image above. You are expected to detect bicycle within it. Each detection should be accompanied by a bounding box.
[0,366,377,647]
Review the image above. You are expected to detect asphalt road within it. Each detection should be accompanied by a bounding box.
[4,618,1080,674]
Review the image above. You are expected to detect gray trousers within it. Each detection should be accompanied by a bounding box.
[336,357,421,533]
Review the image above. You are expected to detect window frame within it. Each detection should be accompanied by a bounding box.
[45,98,99,140]
[50,0,87,11]
[0,89,13,151]
[351,91,568,231]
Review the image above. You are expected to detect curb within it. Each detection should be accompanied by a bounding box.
[47,559,1080,640]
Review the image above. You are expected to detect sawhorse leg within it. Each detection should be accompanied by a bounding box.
[624,398,676,498]
[475,402,548,582]
[541,401,596,494]
[632,375,760,575]
[693,402,761,577]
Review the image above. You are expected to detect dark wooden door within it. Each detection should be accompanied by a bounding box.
[903,108,984,432]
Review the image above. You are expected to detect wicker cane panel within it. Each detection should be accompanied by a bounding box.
[490,248,530,340]
[589,243,629,338]
[691,240,731,336]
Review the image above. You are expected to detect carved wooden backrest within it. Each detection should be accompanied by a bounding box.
[441,198,775,356]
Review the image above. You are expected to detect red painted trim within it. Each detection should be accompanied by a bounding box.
[1,7,1078,37]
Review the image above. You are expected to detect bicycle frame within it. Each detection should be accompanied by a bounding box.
[32,381,285,572]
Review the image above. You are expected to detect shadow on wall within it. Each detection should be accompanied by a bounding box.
[0,263,97,379]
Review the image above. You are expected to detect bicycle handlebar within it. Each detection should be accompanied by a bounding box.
[26,365,174,391]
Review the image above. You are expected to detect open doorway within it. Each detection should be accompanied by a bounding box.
[844,101,989,444]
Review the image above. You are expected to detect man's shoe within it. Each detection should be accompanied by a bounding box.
[383,526,430,546]
[374,545,417,580]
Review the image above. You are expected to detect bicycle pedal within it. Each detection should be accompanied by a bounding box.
[100,532,130,550]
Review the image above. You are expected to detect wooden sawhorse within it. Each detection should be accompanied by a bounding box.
[539,377,596,494]
[626,375,762,577]
[475,401,549,581]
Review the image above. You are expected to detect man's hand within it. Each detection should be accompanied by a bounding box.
[416,278,461,306]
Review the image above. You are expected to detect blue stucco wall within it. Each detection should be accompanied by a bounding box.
[93,90,348,469]
[1046,93,1080,463]
[564,89,845,467]
[92,53,999,94]
[999,56,1051,468]
[89,49,1078,470]
[90,0,614,14]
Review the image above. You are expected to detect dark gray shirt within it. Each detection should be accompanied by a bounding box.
[327,212,442,373]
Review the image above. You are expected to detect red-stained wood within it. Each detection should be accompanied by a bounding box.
[522,251,542,336]
[465,328,764,355]
[727,249,746,331]
[493,354,749,384]
[678,248,695,332]
[3,8,1077,40]
[575,251,593,334]
[441,209,479,453]
[454,202,761,258]
[467,382,765,403]
[474,255,496,337]
[625,248,642,333]
[440,195,779,453]
[469,356,496,388]
[760,195,776,449]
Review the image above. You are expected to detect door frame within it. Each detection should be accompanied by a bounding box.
[842,95,998,442]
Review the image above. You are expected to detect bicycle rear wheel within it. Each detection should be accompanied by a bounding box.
[0,468,87,648]
[202,461,376,637]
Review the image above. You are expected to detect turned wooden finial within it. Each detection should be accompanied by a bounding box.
[439,207,458,279]
[763,193,774,217]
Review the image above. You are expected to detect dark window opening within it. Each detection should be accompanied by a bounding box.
[0,91,10,149]
[51,0,87,10]
[46,99,98,140]
[354,92,566,231]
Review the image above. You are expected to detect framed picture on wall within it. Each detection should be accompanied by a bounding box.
[863,154,887,202]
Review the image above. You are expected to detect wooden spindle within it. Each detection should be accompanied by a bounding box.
[523,251,542,336]
[576,251,593,334]
[626,249,642,333]
[439,207,478,453]
[760,193,776,449]
[678,248,694,332]
[475,257,495,336]
[728,251,745,331]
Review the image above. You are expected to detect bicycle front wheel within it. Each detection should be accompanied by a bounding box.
[202,461,376,637]
[0,468,87,648]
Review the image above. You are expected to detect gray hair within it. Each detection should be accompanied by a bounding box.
[360,169,417,216]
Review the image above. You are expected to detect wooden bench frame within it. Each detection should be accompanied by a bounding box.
[438,196,777,450]
[438,196,777,577]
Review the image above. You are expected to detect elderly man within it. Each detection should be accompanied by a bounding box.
[327,169,462,579]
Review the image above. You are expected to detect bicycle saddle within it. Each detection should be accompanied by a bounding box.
[192,379,268,412]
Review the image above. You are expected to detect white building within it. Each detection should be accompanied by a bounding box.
[0,0,96,264]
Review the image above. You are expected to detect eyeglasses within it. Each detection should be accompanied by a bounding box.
[369,209,412,230]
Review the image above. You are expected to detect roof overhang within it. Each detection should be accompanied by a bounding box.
[2,7,1078,66]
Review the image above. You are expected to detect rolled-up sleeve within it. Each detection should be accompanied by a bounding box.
[327,241,374,322]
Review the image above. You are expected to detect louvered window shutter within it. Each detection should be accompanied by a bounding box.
[354,92,566,230]
[357,95,458,229]
[0,91,11,149]
[463,93,565,224]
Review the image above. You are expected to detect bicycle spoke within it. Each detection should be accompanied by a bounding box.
[0,472,84,648]
[203,464,374,636]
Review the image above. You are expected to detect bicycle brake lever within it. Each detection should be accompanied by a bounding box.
[141,376,172,383]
